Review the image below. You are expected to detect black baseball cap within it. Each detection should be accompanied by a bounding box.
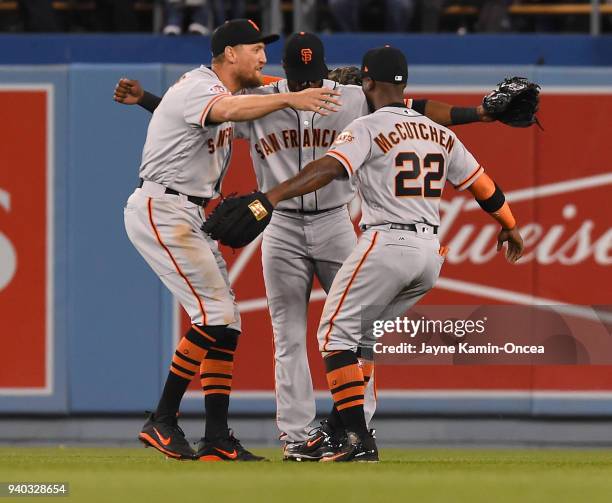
[211,19,280,57]
[283,32,328,82]
[361,46,408,85]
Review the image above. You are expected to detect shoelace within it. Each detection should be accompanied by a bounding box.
[145,411,187,440]
[197,430,247,453]
[226,431,247,453]
[166,419,187,440]
[306,421,331,439]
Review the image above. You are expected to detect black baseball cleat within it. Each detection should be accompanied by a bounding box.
[319,430,379,462]
[138,412,195,460]
[283,420,345,462]
[194,430,267,461]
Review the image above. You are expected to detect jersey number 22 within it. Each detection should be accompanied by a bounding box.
[394,152,445,198]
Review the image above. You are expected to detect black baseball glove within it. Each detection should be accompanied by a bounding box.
[328,66,362,86]
[201,191,274,248]
[482,77,541,128]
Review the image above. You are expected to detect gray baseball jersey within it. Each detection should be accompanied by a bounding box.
[326,104,483,227]
[317,104,483,353]
[139,66,234,198]
[234,79,369,211]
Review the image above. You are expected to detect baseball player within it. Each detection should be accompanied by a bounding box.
[114,33,531,461]
[250,46,524,461]
[123,19,341,462]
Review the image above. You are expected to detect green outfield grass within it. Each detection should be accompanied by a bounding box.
[1,447,612,502]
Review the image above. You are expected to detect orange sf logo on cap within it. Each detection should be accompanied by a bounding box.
[301,48,312,64]
[248,19,260,31]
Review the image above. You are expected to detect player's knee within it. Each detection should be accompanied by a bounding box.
[186,324,239,351]
[274,336,307,357]
[213,327,240,352]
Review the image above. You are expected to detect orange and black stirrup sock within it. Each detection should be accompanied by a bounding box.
[155,324,220,424]
[324,350,367,437]
[327,355,374,433]
[200,328,239,440]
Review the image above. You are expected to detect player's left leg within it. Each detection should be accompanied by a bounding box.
[316,230,400,461]
[289,345,377,462]
[192,234,264,462]
[316,228,443,461]
[193,326,264,461]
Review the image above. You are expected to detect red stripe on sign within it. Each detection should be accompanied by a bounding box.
[0,90,48,389]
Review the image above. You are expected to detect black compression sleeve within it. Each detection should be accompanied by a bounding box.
[476,183,505,213]
[138,91,162,113]
[410,99,427,115]
[450,107,480,125]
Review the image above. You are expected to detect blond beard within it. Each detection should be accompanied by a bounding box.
[237,72,263,90]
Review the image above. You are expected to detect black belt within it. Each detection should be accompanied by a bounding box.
[138,179,210,207]
[362,223,438,234]
[278,205,343,215]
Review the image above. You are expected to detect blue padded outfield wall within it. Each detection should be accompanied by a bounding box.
[0,35,611,415]
[0,33,611,66]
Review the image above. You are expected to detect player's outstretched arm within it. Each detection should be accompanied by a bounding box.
[113,78,161,113]
[208,87,341,123]
[410,77,541,128]
[113,74,282,115]
[467,173,524,263]
[266,156,347,207]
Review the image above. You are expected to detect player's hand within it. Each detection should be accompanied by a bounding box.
[288,87,341,115]
[497,227,524,263]
[113,78,144,105]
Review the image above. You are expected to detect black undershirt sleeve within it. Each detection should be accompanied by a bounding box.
[138,91,162,113]
[410,99,428,115]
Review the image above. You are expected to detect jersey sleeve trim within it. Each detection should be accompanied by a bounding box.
[454,165,485,191]
[326,150,354,176]
[198,93,231,127]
